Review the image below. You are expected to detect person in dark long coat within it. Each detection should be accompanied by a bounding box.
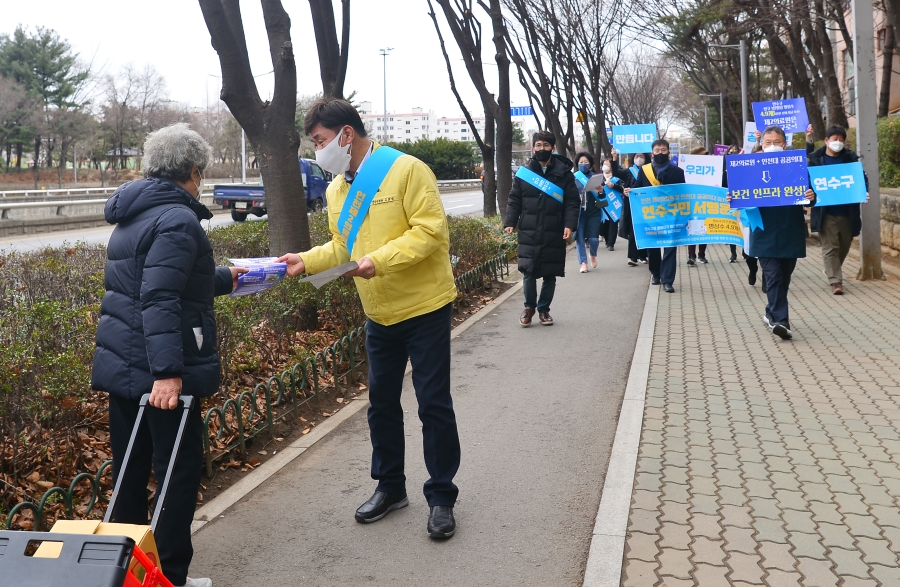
[611,149,649,266]
[505,131,580,327]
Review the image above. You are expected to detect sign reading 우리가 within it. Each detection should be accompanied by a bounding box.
[752,98,809,134]
[680,154,724,187]
[612,124,657,154]
[808,162,868,205]
[726,152,810,208]
[628,184,743,249]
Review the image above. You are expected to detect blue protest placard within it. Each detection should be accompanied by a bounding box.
[752,98,809,134]
[725,152,810,208]
[628,184,743,249]
[809,162,867,205]
[612,124,657,154]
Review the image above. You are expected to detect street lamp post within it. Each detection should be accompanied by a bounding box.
[700,93,725,147]
[710,41,749,134]
[380,48,394,144]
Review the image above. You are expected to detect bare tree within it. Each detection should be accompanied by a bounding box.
[199,0,309,254]
[308,0,350,99]
[428,0,513,217]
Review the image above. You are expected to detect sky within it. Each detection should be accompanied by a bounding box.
[2,0,533,118]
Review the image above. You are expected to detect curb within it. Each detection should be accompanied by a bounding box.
[582,281,660,586]
[191,271,524,535]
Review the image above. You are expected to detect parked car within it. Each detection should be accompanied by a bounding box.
[213,158,328,222]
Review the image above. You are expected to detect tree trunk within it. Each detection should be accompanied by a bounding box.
[308,0,350,99]
[32,136,40,189]
[482,108,497,217]
[879,24,895,118]
[487,0,511,218]
[199,0,309,255]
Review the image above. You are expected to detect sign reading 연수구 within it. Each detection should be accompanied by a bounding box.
[628,184,743,249]
[726,151,810,208]
[612,124,657,153]
[808,162,868,205]
[680,154,724,187]
[752,98,809,134]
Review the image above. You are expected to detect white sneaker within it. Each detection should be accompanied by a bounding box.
[179,578,212,587]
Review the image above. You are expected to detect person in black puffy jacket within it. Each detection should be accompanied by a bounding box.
[91,123,245,587]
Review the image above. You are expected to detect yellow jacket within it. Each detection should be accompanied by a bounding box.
[299,143,458,326]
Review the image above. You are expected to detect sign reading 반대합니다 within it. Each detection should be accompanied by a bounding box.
[752,98,809,135]
[680,154,724,187]
[628,184,743,249]
[808,161,868,205]
[611,124,657,154]
[726,152,809,208]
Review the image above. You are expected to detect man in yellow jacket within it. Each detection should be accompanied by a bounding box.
[278,98,460,539]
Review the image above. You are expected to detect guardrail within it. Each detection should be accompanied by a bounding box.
[2,253,510,531]
[0,199,108,219]
[0,187,118,199]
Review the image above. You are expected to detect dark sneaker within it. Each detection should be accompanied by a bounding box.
[520,307,535,327]
[651,276,661,285]
[638,258,647,264]
[538,312,553,325]
[427,506,456,539]
[773,322,792,340]
[832,282,844,295]
[748,266,758,286]
[628,259,638,266]
[687,256,696,266]
[698,256,708,264]
[730,256,738,263]
[606,245,614,251]
[355,491,409,523]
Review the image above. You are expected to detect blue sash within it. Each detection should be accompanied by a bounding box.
[515,166,564,203]
[629,166,640,180]
[337,146,404,256]
[574,170,590,187]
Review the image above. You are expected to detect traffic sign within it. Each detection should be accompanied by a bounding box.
[510,106,534,117]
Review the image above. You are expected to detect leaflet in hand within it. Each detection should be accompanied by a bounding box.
[228,257,287,298]
[299,261,359,289]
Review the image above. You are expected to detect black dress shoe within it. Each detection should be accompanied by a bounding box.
[663,283,675,293]
[651,276,661,285]
[355,491,409,523]
[427,506,456,538]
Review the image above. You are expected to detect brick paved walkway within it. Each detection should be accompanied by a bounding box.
[621,245,900,586]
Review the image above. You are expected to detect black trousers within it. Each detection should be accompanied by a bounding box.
[758,257,797,324]
[108,394,204,586]
[627,232,647,261]
[601,219,618,247]
[365,303,461,506]
[647,247,677,284]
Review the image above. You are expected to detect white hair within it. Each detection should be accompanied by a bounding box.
[143,123,213,181]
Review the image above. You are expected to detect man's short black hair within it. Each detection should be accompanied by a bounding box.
[532,131,556,147]
[303,97,368,137]
[825,125,847,140]
[651,138,670,150]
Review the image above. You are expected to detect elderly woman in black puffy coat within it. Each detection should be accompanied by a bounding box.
[91,123,246,587]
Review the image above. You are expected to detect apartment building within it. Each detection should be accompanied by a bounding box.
[358,102,436,142]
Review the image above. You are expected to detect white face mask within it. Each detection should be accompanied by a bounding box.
[828,141,844,153]
[602,165,611,173]
[315,129,352,176]
[763,145,784,153]
[633,157,645,167]
[192,172,204,199]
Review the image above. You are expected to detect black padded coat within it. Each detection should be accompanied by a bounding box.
[91,178,233,401]
[504,154,581,278]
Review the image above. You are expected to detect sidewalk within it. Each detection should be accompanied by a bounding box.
[189,245,650,586]
[621,245,900,586]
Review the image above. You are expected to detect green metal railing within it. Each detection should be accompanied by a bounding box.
[3,253,510,531]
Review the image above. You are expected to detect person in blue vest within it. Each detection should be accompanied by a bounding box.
[806,125,869,295]
[729,125,816,340]
[573,151,603,273]
[504,131,581,326]
[598,156,622,251]
[277,98,461,539]
[611,148,649,266]
[625,139,686,293]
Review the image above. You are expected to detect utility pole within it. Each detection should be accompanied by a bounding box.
[852,0,883,280]
[73,144,77,185]
[700,93,725,146]
[241,129,247,184]
[380,48,394,144]
[710,43,749,134]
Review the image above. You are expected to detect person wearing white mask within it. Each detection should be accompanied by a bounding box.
[610,149,648,266]
[728,125,816,340]
[277,98,461,539]
[598,157,622,251]
[806,125,869,295]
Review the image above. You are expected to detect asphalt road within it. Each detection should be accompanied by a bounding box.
[189,245,650,586]
[0,189,485,253]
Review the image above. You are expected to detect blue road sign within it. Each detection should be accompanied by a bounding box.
[510,106,534,117]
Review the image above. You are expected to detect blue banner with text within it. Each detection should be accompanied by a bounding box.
[628,184,743,249]
[726,152,810,208]
[612,124,657,154]
[752,98,809,134]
